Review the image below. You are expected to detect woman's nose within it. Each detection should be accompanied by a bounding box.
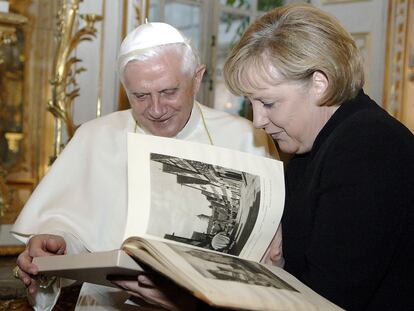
[252,103,268,129]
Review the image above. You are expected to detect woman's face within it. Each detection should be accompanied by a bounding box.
[244,69,337,154]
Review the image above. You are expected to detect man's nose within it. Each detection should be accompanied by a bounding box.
[148,94,166,117]
[252,103,268,129]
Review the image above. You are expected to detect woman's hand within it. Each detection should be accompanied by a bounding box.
[110,273,198,311]
[261,225,284,267]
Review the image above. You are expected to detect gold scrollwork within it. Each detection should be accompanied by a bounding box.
[48,0,102,160]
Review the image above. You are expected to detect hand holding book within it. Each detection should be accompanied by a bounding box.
[110,273,199,311]
[15,234,66,295]
[32,135,342,310]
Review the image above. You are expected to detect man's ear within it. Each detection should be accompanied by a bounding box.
[311,71,328,98]
[193,64,206,93]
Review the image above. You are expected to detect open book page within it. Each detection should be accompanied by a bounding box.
[265,266,344,311]
[125,133,285,262]
[122,237,343,311]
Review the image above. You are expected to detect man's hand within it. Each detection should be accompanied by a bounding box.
[111,273,197,311]
[16,234,66,294]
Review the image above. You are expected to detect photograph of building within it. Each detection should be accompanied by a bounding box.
[169,244,297,291]
[148,153,261,256]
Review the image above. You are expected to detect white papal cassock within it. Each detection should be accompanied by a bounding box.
[12,102,278,310]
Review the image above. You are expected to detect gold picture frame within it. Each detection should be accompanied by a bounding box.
[383,0,414,132]
[408,0,414,82]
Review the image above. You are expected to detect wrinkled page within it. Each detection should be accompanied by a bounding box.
[125,133,284,262]
[122,239,343,311]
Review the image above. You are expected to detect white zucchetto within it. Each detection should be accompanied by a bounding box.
[118,22,187,80]
[119,22,186,56]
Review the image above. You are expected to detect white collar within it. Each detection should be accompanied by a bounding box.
[176,101,201,140]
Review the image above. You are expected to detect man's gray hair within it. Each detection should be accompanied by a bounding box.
[118,43,200,85]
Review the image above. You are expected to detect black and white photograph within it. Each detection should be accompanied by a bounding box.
[145,153,261,256]
[168,244,297,291]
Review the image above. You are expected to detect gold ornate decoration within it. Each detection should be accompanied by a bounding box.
[409,0,414,83]
[0,11,26,218]
[0,167,8,217]
[47,0,102,159]
[118,0,149,111]
[0,11,27,47]
[134,3,141,26]
[134,0,149,26]
[382,0,414,132]
[0,0,61,256]
[383,0,409,116]
[4,132,24,153]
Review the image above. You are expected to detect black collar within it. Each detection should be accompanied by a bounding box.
[309,90,378,157]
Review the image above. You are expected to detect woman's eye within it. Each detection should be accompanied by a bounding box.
[260,100,274,108]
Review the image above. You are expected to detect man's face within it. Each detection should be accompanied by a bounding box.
[123,52,205,137]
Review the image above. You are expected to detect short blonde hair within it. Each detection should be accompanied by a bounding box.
[224,4,364,106]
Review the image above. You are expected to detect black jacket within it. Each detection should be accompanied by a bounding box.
[283,91,414,311]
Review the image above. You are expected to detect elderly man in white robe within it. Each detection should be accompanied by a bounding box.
[11,22,283,310]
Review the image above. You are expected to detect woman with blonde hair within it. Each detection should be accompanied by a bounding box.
[101,5,414,310]
[224,4,414,311]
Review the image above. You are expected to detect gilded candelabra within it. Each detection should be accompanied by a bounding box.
[48,0,102,160]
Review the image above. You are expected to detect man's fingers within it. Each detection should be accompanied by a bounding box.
[26,238,49,258]
[16,250,37,276]
[114,280,178,311]
[44,238,66,255]
[15,251,38,294]
[137,274,156,287]
[111,277,196,311]
[27,235,66,258]
[27,278,38,295]
[14,234,66,294]
[18,267,33,286]
[112,279,163,301]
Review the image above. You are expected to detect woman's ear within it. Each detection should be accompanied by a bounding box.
[311,71,328,98]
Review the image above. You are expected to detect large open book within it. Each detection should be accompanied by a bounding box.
[33,133,342,310]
